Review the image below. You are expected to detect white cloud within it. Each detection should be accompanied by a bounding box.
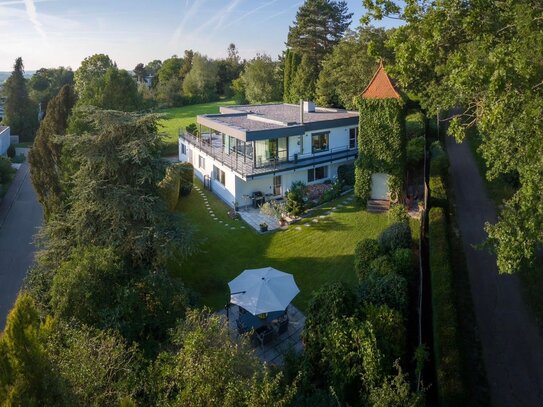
[24,0,46,38]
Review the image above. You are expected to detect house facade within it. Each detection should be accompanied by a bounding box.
[178,102,359,208]
[0,126,10,156]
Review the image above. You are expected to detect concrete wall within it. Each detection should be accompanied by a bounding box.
[0,126,10,155]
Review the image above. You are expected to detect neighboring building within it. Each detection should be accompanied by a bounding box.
[0,126,10,155]
[179,101,359,208]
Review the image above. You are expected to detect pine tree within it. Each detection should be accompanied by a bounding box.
[3,57,38,141]
[287,0,352,67]
[28,85,76,219]
[0,293,66,405]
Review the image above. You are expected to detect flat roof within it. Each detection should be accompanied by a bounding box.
[197,103,358,141]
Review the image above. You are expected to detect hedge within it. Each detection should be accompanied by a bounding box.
[429,142,449,208]
[158,165,181,210]
[428,207,465,406]
[177,162,194,197]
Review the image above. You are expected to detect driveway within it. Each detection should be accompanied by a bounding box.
[0,163,42,329]
[446,137,543,406]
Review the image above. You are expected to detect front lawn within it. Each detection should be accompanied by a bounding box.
[170,181,417,312]
[158,99,236,155]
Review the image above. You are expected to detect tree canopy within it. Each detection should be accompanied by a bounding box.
[3,57,38,141]
[363,0,543,273]
[239,54,282,104]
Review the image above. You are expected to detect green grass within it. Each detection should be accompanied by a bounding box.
[158,99,236,155]
[169,180,411,312]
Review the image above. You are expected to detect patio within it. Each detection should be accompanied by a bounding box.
[237,206,281,232]
[217,304,305,366]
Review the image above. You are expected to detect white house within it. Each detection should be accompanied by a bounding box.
[0,126,10,156]
[178,101,358,208]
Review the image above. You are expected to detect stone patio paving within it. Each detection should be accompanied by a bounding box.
[217,304,305,366]
[237,207,281,232]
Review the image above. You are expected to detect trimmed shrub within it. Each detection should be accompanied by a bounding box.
[318,180,342,204]
[378,222,412,253]
[390,248,415,281]
[177,162,194,197]
[158,165,180,210]
[285,181,306,216]
[358,270,408,314]
[429,174,447,208]
[0,156,14,184]
[337,163,355,186]
[354,239,381,281]
[6,144,15,158]
[429,143,449,208]
[406,136,425,169]
[369,255,395,276]
[362,303,406,366]
[388,204,409,224]
[303,282,357,379]
[429,207,465,405]
[405,111,425,138]
[185,123,198,135]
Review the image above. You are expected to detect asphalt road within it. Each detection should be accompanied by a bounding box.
[446,137,543,406]
[0,163,42,330]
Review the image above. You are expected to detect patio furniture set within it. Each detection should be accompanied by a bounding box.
[227,267,300,349]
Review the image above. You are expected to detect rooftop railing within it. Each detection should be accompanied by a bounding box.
[179,131,358,178]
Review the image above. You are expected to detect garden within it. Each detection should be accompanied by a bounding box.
[169,177,418,312]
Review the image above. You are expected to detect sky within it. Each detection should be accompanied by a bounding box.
[0,0,402,71]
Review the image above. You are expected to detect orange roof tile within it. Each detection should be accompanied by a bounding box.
[361,61,402,100]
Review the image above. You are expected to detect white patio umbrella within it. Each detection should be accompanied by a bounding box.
[228,267,300,315]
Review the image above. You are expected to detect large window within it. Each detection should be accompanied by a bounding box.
[254,138,288,167]
[312,132,329,153]
[181,143,186,155]
[198,155,205,169]
[307,165,328,182]
[349,127,358,149]
[213,165,225,185]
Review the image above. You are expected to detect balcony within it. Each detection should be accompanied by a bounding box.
[179,132,357,179]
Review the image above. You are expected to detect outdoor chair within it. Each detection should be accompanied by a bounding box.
[236,319,247,335]
[274,317,289,336]
[256,326,274,348]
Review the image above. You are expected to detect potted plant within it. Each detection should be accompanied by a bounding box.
[279,217,287,227]
[232,200,239,212]
[259,222,268,232]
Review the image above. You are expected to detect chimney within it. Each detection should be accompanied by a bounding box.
[303,101,316,113]
[299,99,304,124]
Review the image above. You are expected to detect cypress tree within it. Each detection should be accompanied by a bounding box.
[3,58,38,141]
[28,84,76,219]
[290,54,317,102]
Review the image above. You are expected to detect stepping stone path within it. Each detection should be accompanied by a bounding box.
[304,223,311,227]
[295,226,302,231]
[312,219,318,223]
[193,185,245,231]
[319,215,326,219]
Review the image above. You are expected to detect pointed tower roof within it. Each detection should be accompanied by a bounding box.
[361,60,402,100]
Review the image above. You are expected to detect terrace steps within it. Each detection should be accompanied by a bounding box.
[366,199,390,213]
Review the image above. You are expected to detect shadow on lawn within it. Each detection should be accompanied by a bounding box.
[184,254,358,312]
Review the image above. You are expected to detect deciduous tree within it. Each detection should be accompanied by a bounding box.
[239,54,281,104]
[362,0,543,273]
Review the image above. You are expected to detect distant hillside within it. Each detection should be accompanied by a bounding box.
[0,71,35,84]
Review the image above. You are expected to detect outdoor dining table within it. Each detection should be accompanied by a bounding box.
[238,309,285,331]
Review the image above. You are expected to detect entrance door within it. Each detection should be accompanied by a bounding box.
[370,173,390,200]
[273,175,282,196]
